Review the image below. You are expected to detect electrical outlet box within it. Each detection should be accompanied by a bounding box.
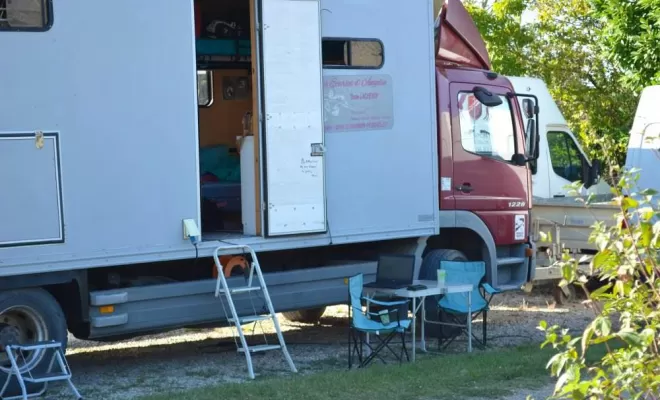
[183,219,201,242]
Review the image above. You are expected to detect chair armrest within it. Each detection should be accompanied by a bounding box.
[362,297,409,307]
[481,283,500,295]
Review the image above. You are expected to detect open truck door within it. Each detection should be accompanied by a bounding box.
[260,0,327,237]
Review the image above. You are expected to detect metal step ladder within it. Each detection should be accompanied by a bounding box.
[0,341,82,400]
[212,244,297,379]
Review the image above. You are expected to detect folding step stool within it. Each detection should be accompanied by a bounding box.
[0,341,82,400]
[213,244,297,379]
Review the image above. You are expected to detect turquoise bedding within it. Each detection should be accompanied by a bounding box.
[199,145,241,183]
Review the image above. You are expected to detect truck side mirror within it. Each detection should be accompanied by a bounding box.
[581,157,601,188]
[522,98,534,119]
[590,159,602,186]
[473,86,503,107]
[525,118,539,160]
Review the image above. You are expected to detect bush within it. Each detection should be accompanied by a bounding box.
[536,168,660,399]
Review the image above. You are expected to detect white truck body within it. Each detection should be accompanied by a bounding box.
[0,0,439,278]
[624,85,660,194]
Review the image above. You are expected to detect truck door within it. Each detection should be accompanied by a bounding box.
[259,0,327,236]
[450,83,530,244]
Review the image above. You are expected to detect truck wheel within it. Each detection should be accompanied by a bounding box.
[0,289,68,397]
[282,307,326,324]
[552,283,577,305]
[419,249,469,337]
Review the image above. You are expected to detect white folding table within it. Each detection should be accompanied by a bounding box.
[362,279,473,361]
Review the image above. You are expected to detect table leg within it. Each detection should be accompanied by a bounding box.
[467,290,472,353]
[420,295,427,352]
[411,296,416,362]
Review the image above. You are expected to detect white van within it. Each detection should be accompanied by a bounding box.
[508,76,611,198]
[624,85,660,194]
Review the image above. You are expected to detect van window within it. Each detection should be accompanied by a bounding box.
[0,0,51,30]
[322,39,383,69]
[457,92,516,162]
[547,131,582,182]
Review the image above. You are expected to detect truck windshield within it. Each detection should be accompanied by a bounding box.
[457,91,515,163]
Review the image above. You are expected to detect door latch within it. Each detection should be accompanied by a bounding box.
[310,143,325,157]
[455,183,474,193]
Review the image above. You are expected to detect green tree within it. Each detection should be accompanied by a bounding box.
[591,0,660,92]
[530,0,637,170]
[464,0,536,77]
[465,0,638,169]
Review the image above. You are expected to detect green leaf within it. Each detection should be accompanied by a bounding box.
[621,197,639,212]
[618,329,643,347]
[596,317,611,336]
[581,324,595,357]
[639,222,653,247]
[592,250,615,270]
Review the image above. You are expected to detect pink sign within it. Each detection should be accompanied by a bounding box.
[323,74,394,133]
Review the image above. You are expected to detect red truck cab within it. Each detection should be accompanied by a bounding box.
[425,0,539,290]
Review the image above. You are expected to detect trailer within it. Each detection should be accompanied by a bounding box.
[0,0,537,391]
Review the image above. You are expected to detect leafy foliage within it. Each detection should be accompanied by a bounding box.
[537,170,660,399]
[465,0,638,168]
[591,0,660,92]
[464,0,536,77]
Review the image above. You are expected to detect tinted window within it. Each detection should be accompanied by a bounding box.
[322,39,383,69]
[547,131,583,182]
[0,0,51,30]
[457,92,516,162]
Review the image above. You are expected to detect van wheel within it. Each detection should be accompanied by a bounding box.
[282,307,326,324]
[0,289,68,397]
[418,249,468,336]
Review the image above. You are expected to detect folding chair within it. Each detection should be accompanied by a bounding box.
[347,274,412,368]
[434,261,500,350]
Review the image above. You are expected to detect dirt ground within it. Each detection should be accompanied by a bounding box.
[45,285,592,400]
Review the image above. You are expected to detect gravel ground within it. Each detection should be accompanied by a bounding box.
[43,285,593,400]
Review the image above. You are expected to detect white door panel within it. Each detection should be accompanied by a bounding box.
[261,0,327,236]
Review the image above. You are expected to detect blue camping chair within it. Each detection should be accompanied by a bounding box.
[435,261,500,350]
[347,274,412,368]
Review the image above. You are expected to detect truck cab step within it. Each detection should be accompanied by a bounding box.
[497,257,526,266]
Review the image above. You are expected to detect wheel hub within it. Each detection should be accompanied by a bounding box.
[0,323,22,351]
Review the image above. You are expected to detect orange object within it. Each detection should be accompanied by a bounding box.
[212,255,249,278]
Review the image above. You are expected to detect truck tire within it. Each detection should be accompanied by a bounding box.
[0,289,68,397]
[418,249,468,337]
[282,307,326,324]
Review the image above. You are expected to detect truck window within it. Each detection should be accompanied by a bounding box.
[547,131,582,182]
[322,38,383,69]
[457,92,515,162]
[0,0,51,30]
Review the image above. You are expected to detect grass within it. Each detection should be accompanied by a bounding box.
[139,344,556,400]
